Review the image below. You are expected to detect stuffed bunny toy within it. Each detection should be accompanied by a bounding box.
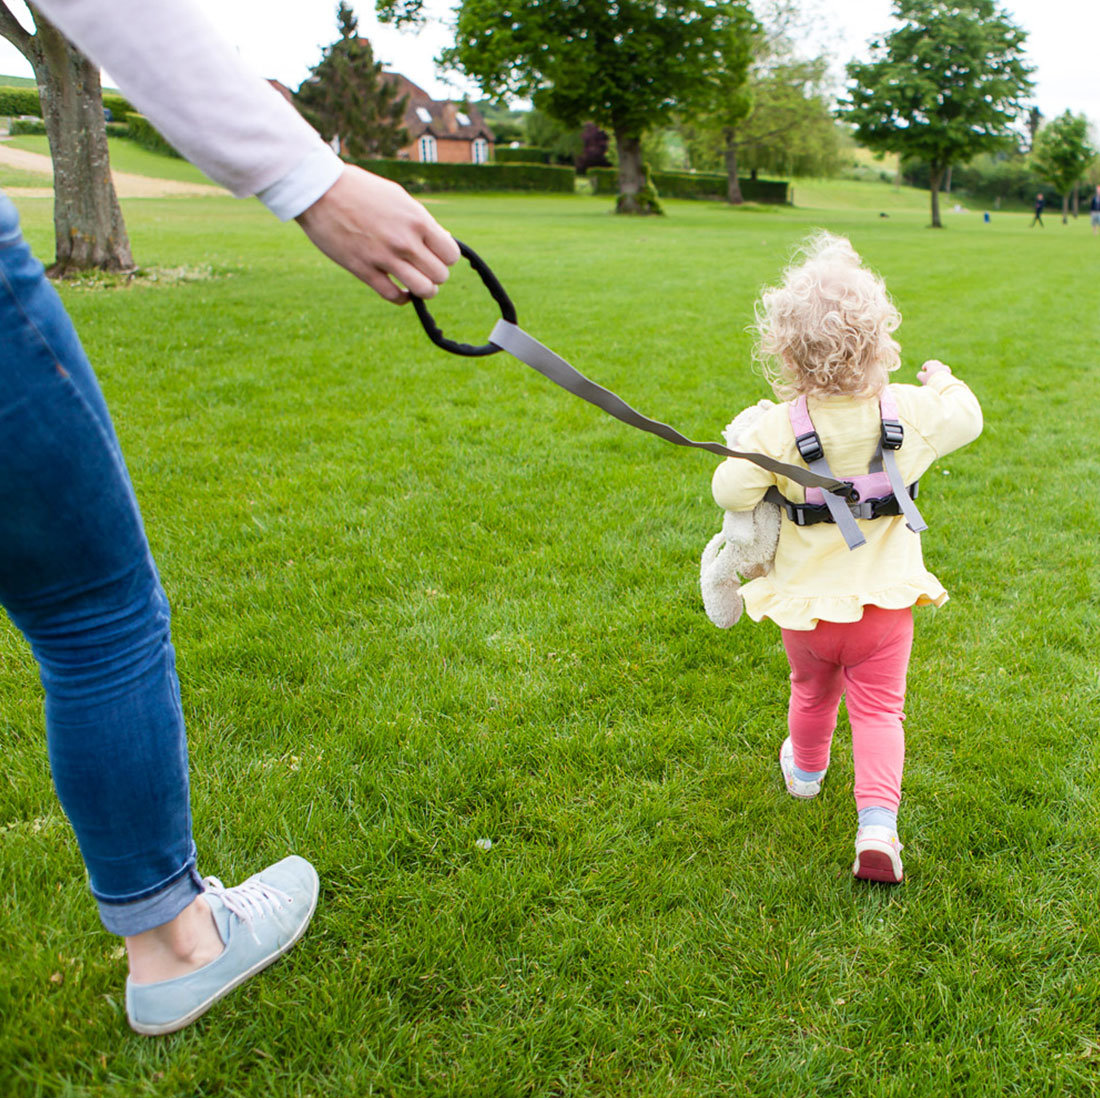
[700,399,782,627]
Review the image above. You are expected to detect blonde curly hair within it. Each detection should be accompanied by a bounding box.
[753,232,901,399]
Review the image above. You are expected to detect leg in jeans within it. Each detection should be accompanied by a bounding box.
[0,192,204,935]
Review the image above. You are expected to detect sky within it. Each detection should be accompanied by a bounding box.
[0,0,1096,128]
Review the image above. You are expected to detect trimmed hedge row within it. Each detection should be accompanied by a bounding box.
[589,166,789,203]
[127,113,181,157]
[9,118,46,136]
[0,85,133,122]
[356,158,574,193]
[494,145,552,164]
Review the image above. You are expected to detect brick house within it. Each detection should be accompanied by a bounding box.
[383,73,495,164]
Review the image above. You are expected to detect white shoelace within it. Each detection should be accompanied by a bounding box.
[203,876,294,943]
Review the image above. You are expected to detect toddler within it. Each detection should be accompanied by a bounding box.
[712,232,982,882]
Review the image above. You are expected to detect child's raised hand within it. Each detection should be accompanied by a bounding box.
[917,359,952,385]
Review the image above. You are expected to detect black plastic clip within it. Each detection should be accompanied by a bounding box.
[410,240,517,358]
[881,419,904,450]
[794,430,824,463]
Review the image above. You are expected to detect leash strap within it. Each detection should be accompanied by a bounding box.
[411,240,856,500]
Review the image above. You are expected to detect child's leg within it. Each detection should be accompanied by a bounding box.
[841,607,914,814]
[780,627,845,774]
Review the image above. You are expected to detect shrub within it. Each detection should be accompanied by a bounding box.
[589,167,789,203]
[0,86,41,116]
[9,118,47,136]
[0,86,133,123]
[356,159,574,193]
[127,113,182,158]
[494,146,552,164]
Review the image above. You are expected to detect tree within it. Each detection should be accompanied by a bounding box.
[839,0,1034,228]
[434,0,755,214]
[0,1,133,275]
[684,0,838,200]
[296,3,408,161]
[1031,111,1097,224]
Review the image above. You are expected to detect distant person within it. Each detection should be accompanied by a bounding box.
[711,233,982,884]
[4,0,458,1036]
[1031,192,1045,227]
[1091,185,1100,235]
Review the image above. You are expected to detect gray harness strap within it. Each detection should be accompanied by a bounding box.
[489,319,853,497]
[882,447,928,534]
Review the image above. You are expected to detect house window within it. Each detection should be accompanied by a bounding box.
[419,135,437,163]
[472,137,489,164]
[415,106,432,124]
[456,111,471,127]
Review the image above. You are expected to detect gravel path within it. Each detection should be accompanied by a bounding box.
[0,140,226,197]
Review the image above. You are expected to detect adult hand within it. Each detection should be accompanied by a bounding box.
[917,359,952,385]
[295,165,460,304]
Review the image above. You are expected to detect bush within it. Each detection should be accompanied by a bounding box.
[9,118,47,136]
[588,167,789,203]
[494,146,552,164]
[127,113,182,158]
[356,159,575,193]
[0,86,41,117]
[0,85,133,124]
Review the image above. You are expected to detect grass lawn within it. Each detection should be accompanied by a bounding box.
[1,185,1099,1096]
[3,133,222,187]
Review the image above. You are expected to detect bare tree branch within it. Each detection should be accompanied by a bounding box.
[0,0,35,58]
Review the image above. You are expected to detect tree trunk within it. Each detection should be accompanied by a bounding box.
[724,128,744,205]
[1062,193,1069,224]
[943,164,952,193]
[1072,183,1079,219]
[613,128,660,215]
[22,4,134,275]
[928,162,944,228]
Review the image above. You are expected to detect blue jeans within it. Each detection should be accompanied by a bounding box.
[0,193,202,935]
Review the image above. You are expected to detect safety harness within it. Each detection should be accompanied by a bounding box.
[409,241,928,551]
[763,392,927,550]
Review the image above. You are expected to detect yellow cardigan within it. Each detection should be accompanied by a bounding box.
[711,371,983,630]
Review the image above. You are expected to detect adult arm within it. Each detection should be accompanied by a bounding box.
[32,0,458,301]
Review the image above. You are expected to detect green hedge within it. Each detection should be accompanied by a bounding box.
[0,86,41,116]
[589,166,789,203]
[127,113,181,158]
[494,146,552,164]
[356,159,574,193]
[0,85,133,122]
[9,118,46,136]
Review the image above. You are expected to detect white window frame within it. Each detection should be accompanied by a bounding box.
[472,137,489,164]
[418,134,437,163]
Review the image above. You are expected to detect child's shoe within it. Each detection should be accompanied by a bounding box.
[852,825,904,883]
[779,736,826,798]
[126,855,319,1035]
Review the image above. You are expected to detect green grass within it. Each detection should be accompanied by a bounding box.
[2,188,1100,1096]
[4,133,221,186]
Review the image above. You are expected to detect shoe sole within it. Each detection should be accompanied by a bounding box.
[853,844,903,884]
[128,872,320,1036]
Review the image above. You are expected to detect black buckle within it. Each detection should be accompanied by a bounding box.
[881,419,904,450]
[794,430,824,463]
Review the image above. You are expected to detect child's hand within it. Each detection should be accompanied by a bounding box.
[917,359,952,385]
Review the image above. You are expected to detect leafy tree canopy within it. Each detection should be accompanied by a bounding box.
[296,2,408,160]
[1031,111,1097,202]
[838,0,1034,225]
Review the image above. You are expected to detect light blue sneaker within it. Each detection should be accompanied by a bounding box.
[126,855,319,1036]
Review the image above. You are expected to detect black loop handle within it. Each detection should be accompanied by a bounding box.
[410,239,518,357]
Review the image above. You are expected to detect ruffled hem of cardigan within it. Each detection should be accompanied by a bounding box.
[741,575,948,631]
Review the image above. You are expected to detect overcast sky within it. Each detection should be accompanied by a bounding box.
[0,0,1096,127]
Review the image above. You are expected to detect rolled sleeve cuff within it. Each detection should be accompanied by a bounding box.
[257,145,345,221]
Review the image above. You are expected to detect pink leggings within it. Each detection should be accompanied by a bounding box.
[780,605,913,812]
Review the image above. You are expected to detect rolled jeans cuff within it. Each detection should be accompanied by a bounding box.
[96,863,204,936]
